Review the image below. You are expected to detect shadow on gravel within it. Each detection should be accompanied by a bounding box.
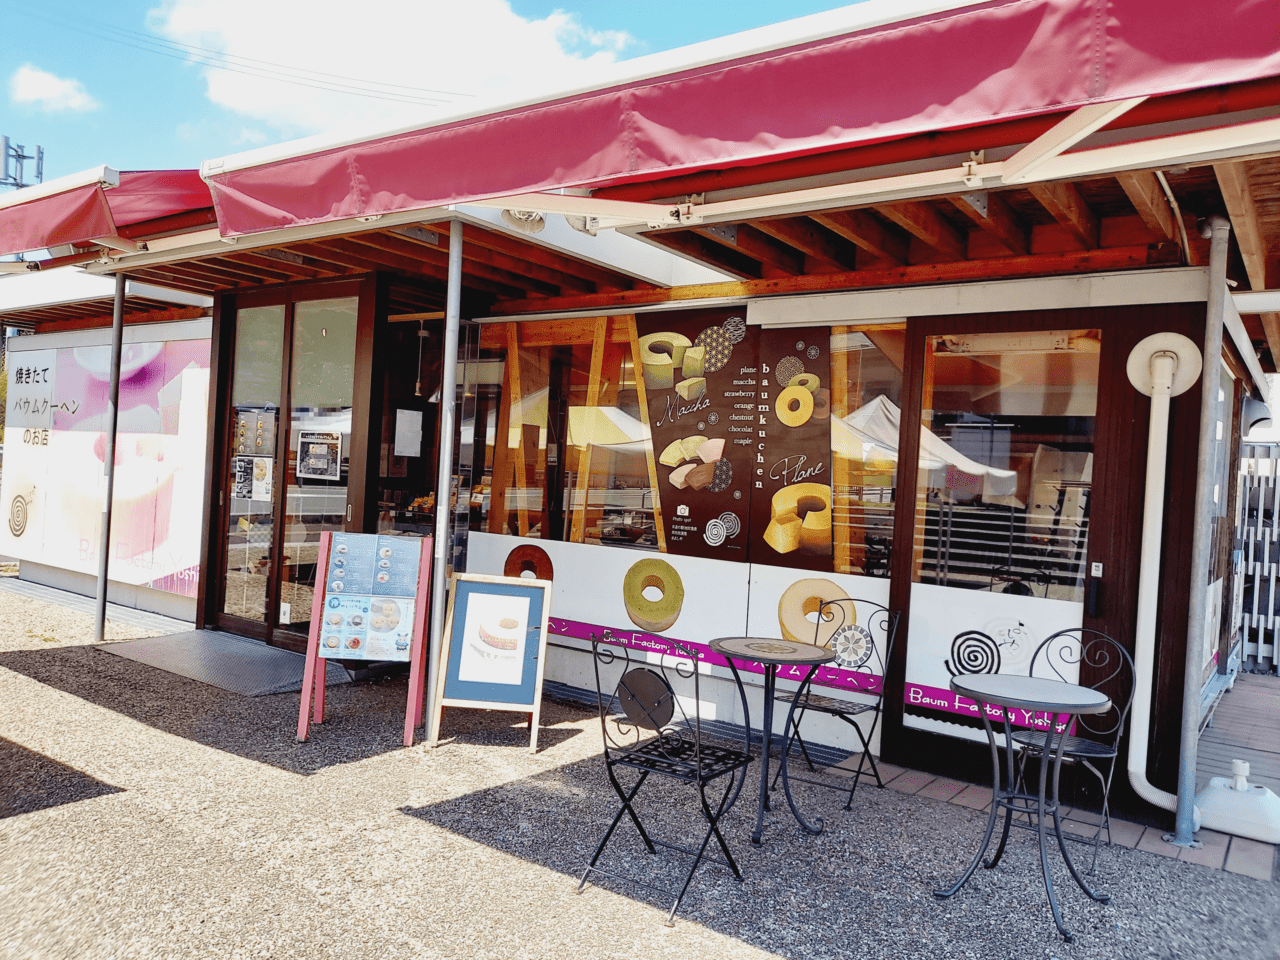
[399,745,1280,959]
[0,736,123,818]
[0,644,459,775]
[0,644,587,775]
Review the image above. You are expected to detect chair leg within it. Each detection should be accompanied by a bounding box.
[665,776,744,925]
[1079,758,1112,875]
[579,768,655,894]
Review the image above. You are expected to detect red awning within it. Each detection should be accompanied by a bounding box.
[0,169,211,258]
[204,0,1280,238]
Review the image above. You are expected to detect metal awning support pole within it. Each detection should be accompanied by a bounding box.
[426,220,463,739]
[92,272,126,643]
[1172,214,1231,844]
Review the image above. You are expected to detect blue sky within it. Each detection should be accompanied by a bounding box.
[2,1,853,182]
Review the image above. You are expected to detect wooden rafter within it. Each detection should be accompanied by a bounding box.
[693,223,804,274]
[345,233,556,298]
[1027,181,1099,249]
[950,191,1028,256]
[1116,172,1177,241]
[875,201,967,261]
[447,224,643,291]
[380,227,596,294]
[811,209,909,266]
[649,231,761,279]
[490,243,1159,315]
[752,217,860,270]
[1215,160,1280,365]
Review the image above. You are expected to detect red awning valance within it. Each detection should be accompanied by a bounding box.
[202,0,1280,238]
[0,169,211,258]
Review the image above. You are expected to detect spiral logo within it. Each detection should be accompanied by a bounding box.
[703,518,727,547]
[945,630,1001,676]
[8,496,28,538]
[718,511,741,538]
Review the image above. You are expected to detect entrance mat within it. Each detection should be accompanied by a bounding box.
[101,630,351,697]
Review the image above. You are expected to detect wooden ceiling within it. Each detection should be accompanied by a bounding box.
[1215,157,1280,365]
[119,221,654,313]
[1,294,208,334]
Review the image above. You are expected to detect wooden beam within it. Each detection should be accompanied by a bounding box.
[436,224,642,291]
[950,192,1028,256]
[753,217,859,270]
[1116,171,1177,241]
[693,223,805,274]
[1027,181,1099,249]
[626,314,666,553]
[227,250,327,280]
[1261,313,1280,370]
[811,209,909,266]
[875,201,968,261]
[1215,160,1271,290]
[569,316,610,544]
[648,231,762,279]
[381,227,596,294]
[32,305,208,334]
[489,244,1159,315]
[346,233,559,298]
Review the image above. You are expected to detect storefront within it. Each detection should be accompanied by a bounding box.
[2,0,1279,834]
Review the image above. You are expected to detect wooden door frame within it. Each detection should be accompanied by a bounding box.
[201,275,379,649]
[878,304,1206,809]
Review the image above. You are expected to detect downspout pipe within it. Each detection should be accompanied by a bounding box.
[1131,345,1187,819]
[92,272,126,643]
[426,219,463,737]
[1172,214,1232,844]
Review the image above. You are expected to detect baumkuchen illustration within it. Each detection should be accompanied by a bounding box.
[776,385,814,427]
[788,372,820,393]
[622,557,685,632]
[503,543,554,582]
[638,332,692,391]
[763,482,832,553]
[778,578,853,644]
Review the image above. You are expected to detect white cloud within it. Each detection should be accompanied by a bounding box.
[148,0,635,140]
[10,64,100,112]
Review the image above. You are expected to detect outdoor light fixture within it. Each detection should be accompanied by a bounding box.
[500,209,546,234]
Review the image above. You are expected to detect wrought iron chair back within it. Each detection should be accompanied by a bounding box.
[771,596,900,812]
[814,596,898,685]
[1028,628,1135,745]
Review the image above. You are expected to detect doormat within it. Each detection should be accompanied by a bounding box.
[101,630,351,697]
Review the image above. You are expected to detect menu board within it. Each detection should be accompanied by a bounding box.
[319,533,423,661]
[636,307,758,560]
[234,408,276,457]
[748,326,834,570]
[297,430,341,481]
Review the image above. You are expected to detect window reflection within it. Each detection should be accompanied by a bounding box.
[912,329,1100,601]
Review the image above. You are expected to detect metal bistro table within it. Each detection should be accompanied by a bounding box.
[935,673,1112,942]
[710,637,836,845]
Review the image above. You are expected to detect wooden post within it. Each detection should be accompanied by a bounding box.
[296,531,332,741]
[570,316,609,543]
[627,315,668,553]
[403,535,435,745]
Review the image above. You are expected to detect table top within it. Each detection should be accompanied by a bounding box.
[710,636,837,667]
[950,673,1111,714]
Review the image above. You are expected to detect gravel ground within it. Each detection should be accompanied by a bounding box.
[1,590,1277,960]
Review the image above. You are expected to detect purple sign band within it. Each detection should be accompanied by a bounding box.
[548,617,882,694]
[905,682,1076,732]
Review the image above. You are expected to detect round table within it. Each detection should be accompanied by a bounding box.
[710,637,836,845]
[935,673,1112,942]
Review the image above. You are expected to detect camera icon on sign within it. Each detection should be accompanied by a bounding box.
[676,504,690,518]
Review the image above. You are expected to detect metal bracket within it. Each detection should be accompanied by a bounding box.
[961,151,986,189]
[703,223,738,244]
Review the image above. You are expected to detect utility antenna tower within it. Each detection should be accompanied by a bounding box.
[0,137,44,190]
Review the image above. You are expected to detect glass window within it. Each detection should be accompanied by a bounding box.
[911,328,1100,602]
[831,325,905,577]
[222,305,285,622]
[280,297,358,632]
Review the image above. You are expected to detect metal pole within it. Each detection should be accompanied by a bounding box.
[93,272,126,642]
[426,220,463,738]
[1172,214,1231,844]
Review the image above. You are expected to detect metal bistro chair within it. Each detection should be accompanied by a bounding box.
[1012,628,1136,873]
[772,598,899,809]
[579,630,754,924]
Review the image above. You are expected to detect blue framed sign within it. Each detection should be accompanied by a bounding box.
[428,573,552,753]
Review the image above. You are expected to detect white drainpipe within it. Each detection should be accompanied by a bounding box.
[1125,332,1202,817]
